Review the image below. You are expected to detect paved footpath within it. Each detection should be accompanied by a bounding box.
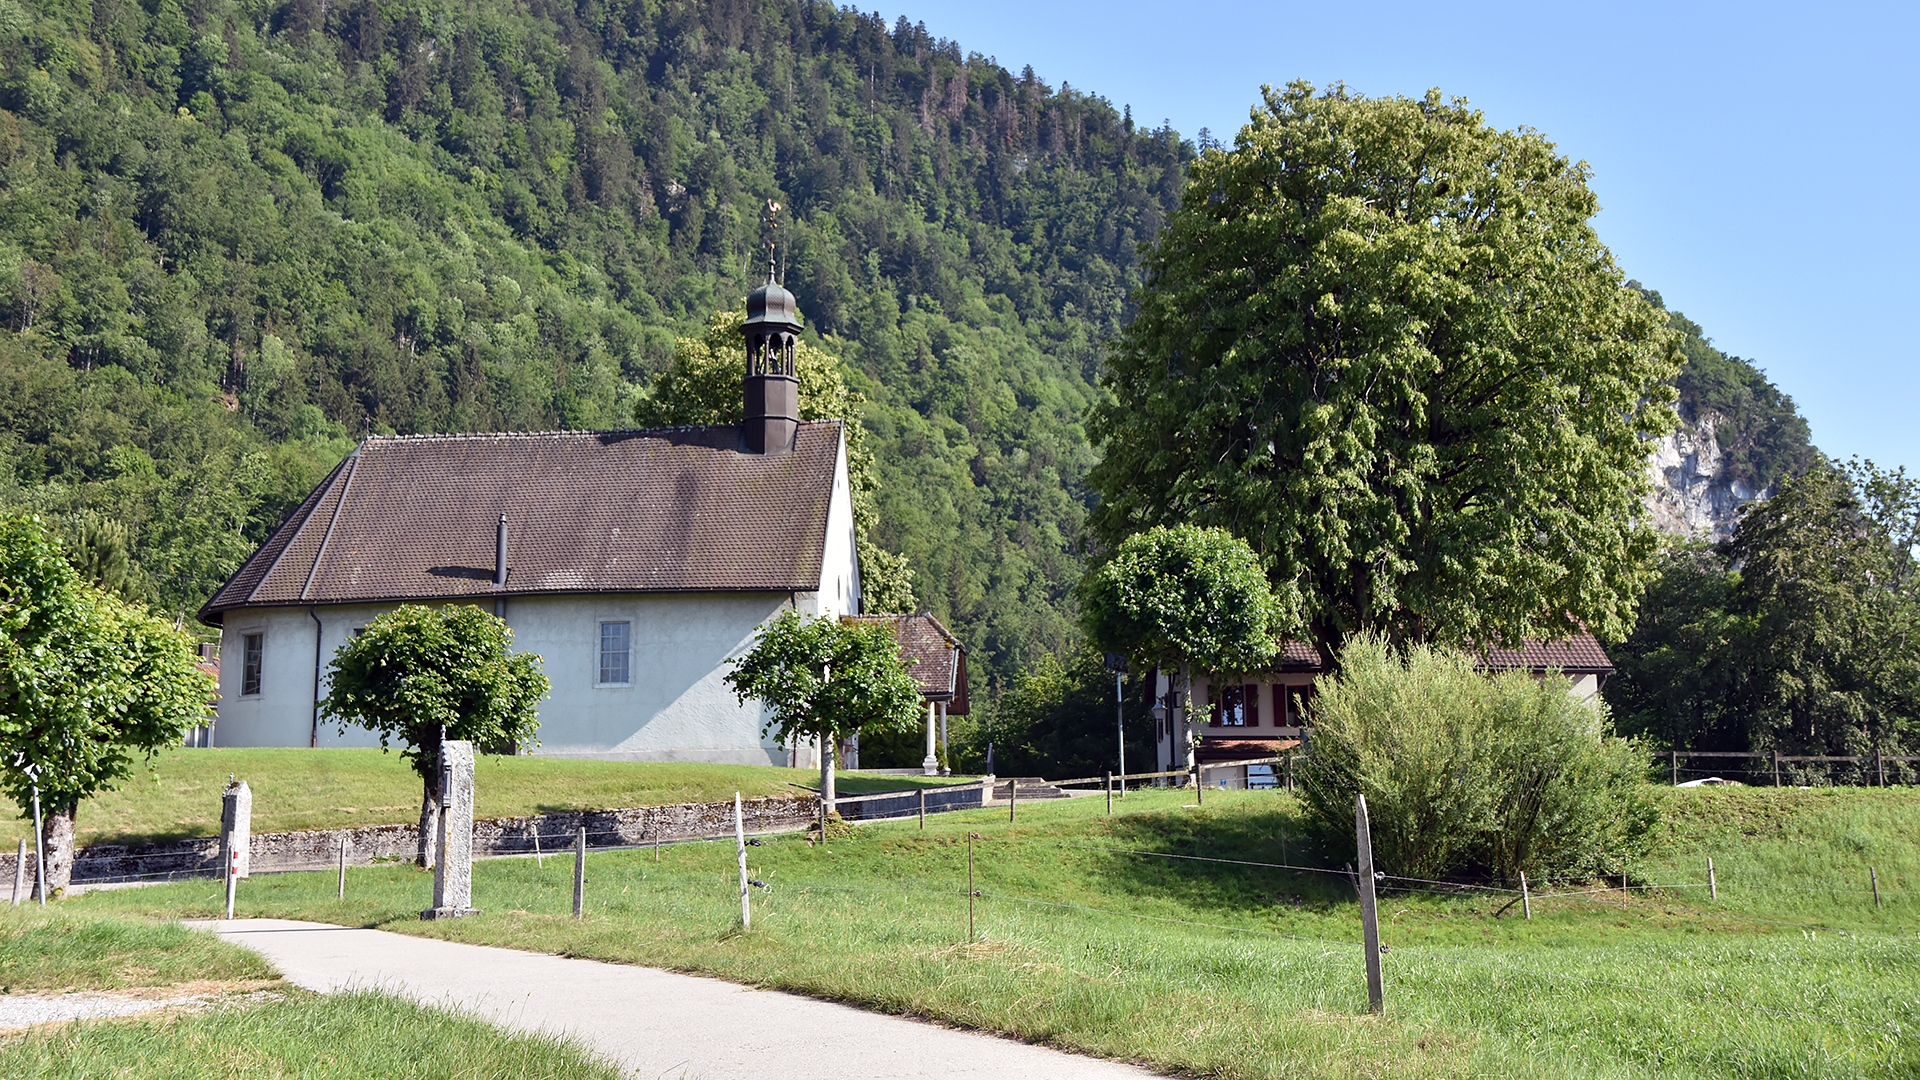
[204,919,1159,1080]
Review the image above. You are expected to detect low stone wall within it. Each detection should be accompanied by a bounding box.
[1,795,819,888]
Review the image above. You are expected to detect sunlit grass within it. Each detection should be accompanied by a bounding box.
[72,786,1920,1079]
[3,747,966,847]
[0,988,624,1079]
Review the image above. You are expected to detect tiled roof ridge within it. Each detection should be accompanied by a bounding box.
[843,610,965,652]
[359,419,847,444]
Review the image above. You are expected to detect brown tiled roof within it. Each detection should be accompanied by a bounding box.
[1195,737,1299,764]
[202,424,845,622]
[1477,634,1613,674]
[841,612,969,715]
[1255,632,1612,676]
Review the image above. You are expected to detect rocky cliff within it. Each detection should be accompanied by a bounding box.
[1644,409,1766,541]
[1638,293,1818,542]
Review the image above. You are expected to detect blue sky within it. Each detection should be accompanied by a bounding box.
[893,0,1919,473]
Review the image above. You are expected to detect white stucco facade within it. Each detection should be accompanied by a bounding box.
[210,432,862,765]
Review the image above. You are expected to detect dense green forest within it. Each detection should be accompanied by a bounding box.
[0,0,1821,721]
[0,0,1188,695]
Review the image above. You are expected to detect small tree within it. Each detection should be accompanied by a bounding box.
[0,515,211,894]
[1078,525,1289,777]
[322,604,548,866]
[725,612,923,806]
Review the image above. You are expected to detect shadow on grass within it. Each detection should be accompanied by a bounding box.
[1075,800,1361,917]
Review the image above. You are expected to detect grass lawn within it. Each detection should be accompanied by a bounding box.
[1,748,970,847]
[0,987,626,1078]
[68,785,1920,1079]
[0,907,622,1078]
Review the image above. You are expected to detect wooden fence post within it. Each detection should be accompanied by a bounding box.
[1520,871,1531,920]
[967,832,977,943]
[1773,750,1782,787]
[1106,773,1113,815]
[918,788,927,830]
[1354,794,1385,1014]
[1008,779,1017,823]
[1877,749,1886,787]
[1671,750,1678,786]
[337,838,347,901]
[572,826,586,918]
[1871,866,1881,908]
[735,793,750,930]
[1707,856,1717,901]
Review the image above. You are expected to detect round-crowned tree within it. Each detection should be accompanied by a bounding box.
[1078,525,1289,777]
[0,515,211,894]
[725,611,923,807]
[322,604,548,866]
[1089,82,1679,664]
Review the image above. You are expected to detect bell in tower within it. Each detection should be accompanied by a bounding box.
[741,202,802,455]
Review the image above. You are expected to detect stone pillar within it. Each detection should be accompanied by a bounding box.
[422,741,479,920]
[219,779,252,880]
[938,701,950,776]
[922,700,939,775]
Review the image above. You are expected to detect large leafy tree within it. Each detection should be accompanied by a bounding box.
[1089,83,1679,663]
[724,612,923,806]
[1608,462,1920,777]
[635,311,916,614]
[322,604,549,865]
[0,515,211,893]
[1078,525,1286,776]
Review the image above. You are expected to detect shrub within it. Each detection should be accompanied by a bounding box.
[1298,635,1656,883]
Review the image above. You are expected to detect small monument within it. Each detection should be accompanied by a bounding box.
[219,778,252,880]
[422,740,480,920]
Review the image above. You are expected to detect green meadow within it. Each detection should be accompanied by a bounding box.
[63,784,1920,1079]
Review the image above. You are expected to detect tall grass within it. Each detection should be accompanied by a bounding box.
[74,787,1920,1079]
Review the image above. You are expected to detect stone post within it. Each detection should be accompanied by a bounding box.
[422,740,479,919]
[219,779,252,880]
[922,700,939,775]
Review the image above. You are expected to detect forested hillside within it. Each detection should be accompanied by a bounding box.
[0,0,1189,693]
[0,0,1825,716]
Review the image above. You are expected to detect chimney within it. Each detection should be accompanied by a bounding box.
[741,278,802,455]
[494,514,508,587]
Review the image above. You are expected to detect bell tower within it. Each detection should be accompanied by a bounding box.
[741,201,801,455]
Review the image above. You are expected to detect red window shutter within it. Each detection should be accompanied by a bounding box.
[1246,684,1261,726]
[1208,691,1222,726]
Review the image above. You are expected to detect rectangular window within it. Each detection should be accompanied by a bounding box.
[1211,685,1253,727]
[241,633,263,696]
[1285,685,1314,726]
[598,621,631,686]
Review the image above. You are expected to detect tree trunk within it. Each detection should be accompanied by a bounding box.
[40,800,76,895]
[1180,662,1196,784]
[416,782,443,868]
[415,728,446,867]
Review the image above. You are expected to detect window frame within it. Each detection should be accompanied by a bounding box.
[596,620,633,687]
[240,632,264,697]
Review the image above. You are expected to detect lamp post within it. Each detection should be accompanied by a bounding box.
[1150,699,1167,788]
[1104,653,1128,796]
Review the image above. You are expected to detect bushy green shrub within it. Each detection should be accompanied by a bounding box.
[1299,635,1656,883]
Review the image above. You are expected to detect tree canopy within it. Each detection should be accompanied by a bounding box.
[724,611,922,803]
[1607,462,1920,777]
[322,603,548,862]
[0,514,211,891]
[1089,83,1679,663]
[1078,524,1286,676]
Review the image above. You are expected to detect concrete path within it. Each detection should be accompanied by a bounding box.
[205,919,1158,1080]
